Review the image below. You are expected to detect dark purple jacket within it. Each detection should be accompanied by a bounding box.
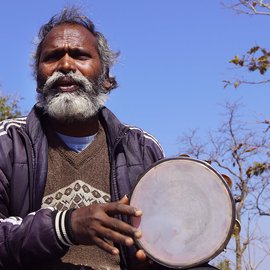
[0,106,165,269]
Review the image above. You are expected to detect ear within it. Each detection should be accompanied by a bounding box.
[102,69,112,92]
[103,79,112,91]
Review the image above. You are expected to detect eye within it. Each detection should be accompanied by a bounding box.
[41,51,64,62]
[76,55,90,60]
[71,50,91,60]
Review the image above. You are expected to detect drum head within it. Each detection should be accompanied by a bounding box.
[130,157,235,269]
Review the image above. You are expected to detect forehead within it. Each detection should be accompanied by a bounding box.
[41,23,99,51]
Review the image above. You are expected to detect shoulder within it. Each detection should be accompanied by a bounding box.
[124,124,162,147]
[99,107,165,158]
[0,117,28,182]
[0,117,28,162]
[123,124,165,157]
[0,117,27,138]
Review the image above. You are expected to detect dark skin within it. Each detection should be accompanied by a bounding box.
[38,23,148,262]
[38,23,104,136]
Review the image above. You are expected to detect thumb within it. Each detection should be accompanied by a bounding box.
[119,195,129,205]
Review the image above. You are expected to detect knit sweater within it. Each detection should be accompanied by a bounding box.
[42,123,120,270]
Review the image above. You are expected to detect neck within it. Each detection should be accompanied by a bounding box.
[47,115,99,137]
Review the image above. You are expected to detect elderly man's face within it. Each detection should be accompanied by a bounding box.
[36,24,108,122]
[37,23,102,89]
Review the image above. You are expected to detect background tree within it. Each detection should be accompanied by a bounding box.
[222,0,270,88]
[224,0,270,16]
[215,259,233,270]
[0,92,22,121]
[179,102,270,270]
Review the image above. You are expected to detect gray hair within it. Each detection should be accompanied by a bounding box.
[33,6,119,90]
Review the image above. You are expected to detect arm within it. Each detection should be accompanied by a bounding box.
[0,177,142,269]
[0,126,67,268]
[0,207,67,269]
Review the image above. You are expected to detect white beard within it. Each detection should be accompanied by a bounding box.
[36,72,108,123]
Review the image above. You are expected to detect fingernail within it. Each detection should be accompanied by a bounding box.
[134,230,142,238]
[135,209,143,216]
[112,248,119,255]
[125,237,134,246]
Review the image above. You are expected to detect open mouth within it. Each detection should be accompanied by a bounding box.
[53,77,81,92]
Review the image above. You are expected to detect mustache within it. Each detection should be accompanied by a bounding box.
[38,72,99,95]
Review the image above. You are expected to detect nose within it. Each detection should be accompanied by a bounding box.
[57,53,76,74]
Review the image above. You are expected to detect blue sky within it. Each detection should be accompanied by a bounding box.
[1,0,270,157]
[1,1,270,268]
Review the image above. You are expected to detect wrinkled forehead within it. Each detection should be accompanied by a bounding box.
[41,23,99,51]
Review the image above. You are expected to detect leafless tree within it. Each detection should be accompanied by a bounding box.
[179,102,270,269]
[223,1,270,16]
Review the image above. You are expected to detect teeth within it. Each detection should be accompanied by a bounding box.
[56,84,79,92]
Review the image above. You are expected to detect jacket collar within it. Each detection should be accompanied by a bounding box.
[98,106,129,149]
[26,105,128,150]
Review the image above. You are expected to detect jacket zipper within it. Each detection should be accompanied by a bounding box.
[108,129,130,270]
[109,129,129,202]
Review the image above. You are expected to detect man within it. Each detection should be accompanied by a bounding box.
[0,7,218,270]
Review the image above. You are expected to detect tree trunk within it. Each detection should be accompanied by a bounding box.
[235,233,242,270]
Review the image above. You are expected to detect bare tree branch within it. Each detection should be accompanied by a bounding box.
[223,1,270,16]
[179,101,270,269]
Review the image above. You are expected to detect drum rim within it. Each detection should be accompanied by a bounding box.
[130,157,236,269]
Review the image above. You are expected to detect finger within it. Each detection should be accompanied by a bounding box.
[136,249,147,261]
[136,250,154,265]
[103,217,142,239]
[105,201,142,217]
[119,195,129,205]
[97,227,135,246]
[94,236,120,255]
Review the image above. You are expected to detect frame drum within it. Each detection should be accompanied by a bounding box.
[130,157,235,269]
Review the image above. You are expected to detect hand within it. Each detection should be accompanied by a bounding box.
[70,196,142,255]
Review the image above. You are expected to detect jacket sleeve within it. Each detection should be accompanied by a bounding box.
[0,205,67,269]
[0,124,68,269]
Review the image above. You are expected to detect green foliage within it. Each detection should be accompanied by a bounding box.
[225,46,270,89]
[223,1,270,89]
[0,94,22,121]
[230,46,270,75]
[215,259,232,270]
[246,162,270,177]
